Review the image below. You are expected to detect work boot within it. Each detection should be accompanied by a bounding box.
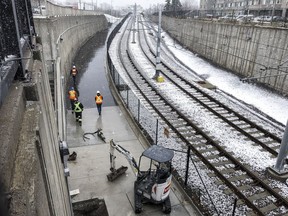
[68,151,77,161]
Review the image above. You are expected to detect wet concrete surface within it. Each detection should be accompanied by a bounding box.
[67,29,116,109]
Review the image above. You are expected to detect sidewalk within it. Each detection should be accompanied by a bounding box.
[66,106,201,215]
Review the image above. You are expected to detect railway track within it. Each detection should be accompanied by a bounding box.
[139,17,283,157]
[111,15,288,215]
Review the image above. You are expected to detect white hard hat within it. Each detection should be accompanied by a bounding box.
[96,90,100,94]
[73,65,76,68]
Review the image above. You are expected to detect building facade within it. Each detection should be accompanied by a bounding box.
[200,0,288,17]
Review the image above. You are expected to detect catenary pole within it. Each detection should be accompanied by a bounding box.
[153,5,162,80]
[132,3,136,43]
[275,120,288,171]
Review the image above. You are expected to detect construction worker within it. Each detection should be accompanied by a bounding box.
[70,65,78,85]
[95,90,103,115]
[74,98,84,126]
[68,87,77,113]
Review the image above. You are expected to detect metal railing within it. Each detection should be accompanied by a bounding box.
[105,14,222,215]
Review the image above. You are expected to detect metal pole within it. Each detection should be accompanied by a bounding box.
[232,198,237,215]
[137,99,140,122]
[185,146,191,185]
[155,119,159,145]
[112,65,115,82]
[275,120,288,171]
[126,88,129,108]
[110,0,112,15]
[271,0,275,22]
[11,0,25,78]
[132,3,136,43]
[153,5,162,79]
[24,0,33,40]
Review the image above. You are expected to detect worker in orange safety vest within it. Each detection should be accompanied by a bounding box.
[95,90,103,115]
[68,87,77,113]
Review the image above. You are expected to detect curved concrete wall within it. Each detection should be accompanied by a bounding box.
[0,14,109,215]
[34,15,108,139]
[34,15,108,77]
[157,16,288,96]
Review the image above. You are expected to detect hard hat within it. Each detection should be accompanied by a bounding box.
[70,87,74,90]
[74,98,78,101]
[97,90,100,94]
[73,65,76,68]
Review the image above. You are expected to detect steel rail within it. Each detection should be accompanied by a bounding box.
[113,15,288,215]
[138,16,282,157]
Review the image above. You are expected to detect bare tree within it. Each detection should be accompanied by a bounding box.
[164,0,182,11]
[182,0,199,10]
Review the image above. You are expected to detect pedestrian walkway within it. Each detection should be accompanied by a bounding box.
[66,106,201,216]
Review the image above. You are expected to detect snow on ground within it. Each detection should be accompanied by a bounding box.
[104,14,121,23]
[161,31,288,126]
[108,17,288,215]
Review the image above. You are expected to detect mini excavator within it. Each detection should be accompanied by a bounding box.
[107,139,174,214]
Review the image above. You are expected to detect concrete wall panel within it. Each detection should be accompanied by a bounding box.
[34,15,108,79]
[158,16,288,95]
[0,84,25,189]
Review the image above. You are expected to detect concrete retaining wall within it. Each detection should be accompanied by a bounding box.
[0,59,73,215]
[34,14,108,140]
[34,15,108,78]
[35,59,72,215]
[9,103,50,216]
[157,16,288,96]
[0,84,26,191]
[0,12,108,215]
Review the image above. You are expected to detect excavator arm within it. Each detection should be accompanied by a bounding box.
[107,139,139,181]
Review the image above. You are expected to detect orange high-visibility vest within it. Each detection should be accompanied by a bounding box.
[95,95,103,105]
[71,68,77,76]
[69,90,77,100]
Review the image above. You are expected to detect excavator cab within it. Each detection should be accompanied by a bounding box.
[107,140,174,214]
[134,145,174,214]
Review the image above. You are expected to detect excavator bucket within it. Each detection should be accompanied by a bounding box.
[107,166,128,182]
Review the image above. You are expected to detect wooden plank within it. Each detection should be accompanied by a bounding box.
[261,203,278,213]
